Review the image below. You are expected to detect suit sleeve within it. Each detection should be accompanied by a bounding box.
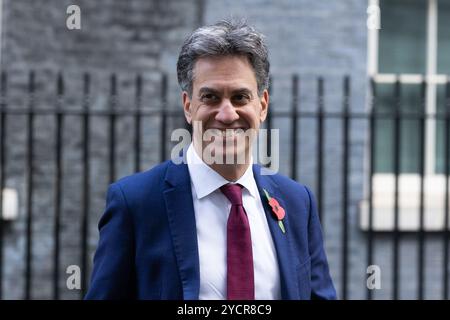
[304,185,337,300]
[84,183,136,299]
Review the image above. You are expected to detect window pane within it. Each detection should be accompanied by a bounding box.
[379,0,427,74]
[435,84,450,173]
[375,83,423,173]
[400,84,423,173]
[438,0,450,73]
[375,83,395,172]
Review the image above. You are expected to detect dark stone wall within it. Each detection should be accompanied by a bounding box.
[1,0,201,299]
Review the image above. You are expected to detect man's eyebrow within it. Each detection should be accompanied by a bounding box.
[198,87,220,95]
[198,87,253,95]
[232,88,253,96]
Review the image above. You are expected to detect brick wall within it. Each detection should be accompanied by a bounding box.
[1,0,445,300]
[1,0,201,299]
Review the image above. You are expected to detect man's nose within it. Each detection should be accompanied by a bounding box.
[215,99,239,124]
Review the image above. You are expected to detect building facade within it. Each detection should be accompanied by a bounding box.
[0,0,448,299]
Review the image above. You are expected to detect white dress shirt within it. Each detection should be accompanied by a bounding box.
[186,143,281,300]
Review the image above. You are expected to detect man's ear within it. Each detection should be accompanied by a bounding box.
[259,89,269,122]
[182,91,192,124]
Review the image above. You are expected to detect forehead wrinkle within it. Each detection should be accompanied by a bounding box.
[193,56,257,87]
[198,85,253,94]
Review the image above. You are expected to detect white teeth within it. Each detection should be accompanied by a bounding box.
[210,129,245,137]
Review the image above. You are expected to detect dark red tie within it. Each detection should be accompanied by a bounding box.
[220,183,254,300]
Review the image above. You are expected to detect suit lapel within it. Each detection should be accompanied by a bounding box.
[252,165,300,299]
[163,159,200,300]
[162,160,299,300]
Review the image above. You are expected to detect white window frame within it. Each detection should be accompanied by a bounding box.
[361,0,450,231]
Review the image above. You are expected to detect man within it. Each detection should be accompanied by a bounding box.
[85,20,336,300]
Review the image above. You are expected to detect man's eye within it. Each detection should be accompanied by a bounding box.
[233,94,250,103]
[202,94,219,101]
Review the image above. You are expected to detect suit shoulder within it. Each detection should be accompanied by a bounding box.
[111,160,172,193]
[264,170,312,199]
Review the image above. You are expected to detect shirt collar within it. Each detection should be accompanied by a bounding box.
[186,143,258,200]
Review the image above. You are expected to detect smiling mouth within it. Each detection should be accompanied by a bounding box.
[208,128,248,138]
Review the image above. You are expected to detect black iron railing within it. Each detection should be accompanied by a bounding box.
[0,71,448,300]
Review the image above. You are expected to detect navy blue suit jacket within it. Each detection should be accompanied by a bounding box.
[85,159,336,300]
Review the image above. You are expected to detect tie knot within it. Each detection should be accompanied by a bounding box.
[220,183,243,206]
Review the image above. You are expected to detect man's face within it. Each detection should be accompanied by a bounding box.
[182,55,269,164]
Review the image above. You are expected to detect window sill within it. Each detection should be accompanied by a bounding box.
[359,173,450,231]
[1,188,19,221]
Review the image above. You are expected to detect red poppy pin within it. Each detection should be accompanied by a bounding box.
[263,189,286,234]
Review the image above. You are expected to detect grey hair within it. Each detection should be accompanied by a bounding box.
[176,19,270,97]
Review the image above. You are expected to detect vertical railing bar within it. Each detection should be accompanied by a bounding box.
[0,71,7,300]
[109,74,117,184]
[443,79,450,300]
[160,74,167,162]
[80,73,90,299]
[317,77,324,224]
[53,72,64,300]
[367,77,376,300]
[291,75,299,180]
[134,74,142,173]
[418,79,426,300]
[25,71,35,300]
[341,75,350,300]
[266,77,273,168]
[392,77,401,300]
